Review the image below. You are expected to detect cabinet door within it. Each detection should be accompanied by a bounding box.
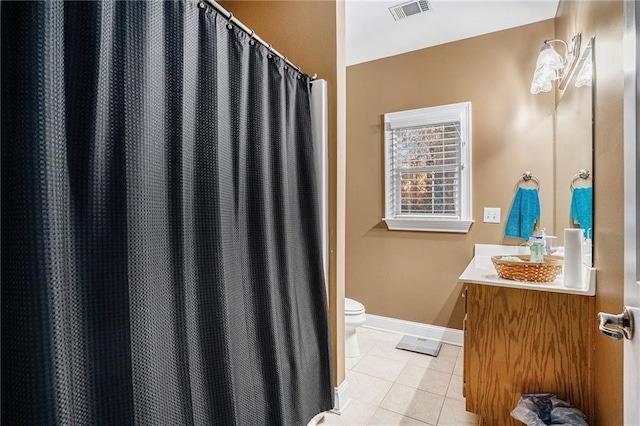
[464,284,594,425]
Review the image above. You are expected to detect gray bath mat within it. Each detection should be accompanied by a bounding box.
[395,335,442,357]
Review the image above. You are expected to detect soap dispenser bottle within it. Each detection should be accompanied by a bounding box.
[529,236,545,263]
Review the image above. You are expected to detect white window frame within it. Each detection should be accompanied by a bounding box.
[383,102,473,233]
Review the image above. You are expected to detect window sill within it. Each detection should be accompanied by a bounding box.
[383,218,474,233]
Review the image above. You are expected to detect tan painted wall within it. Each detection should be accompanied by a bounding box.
[346,20,556,329]
[220,0,345,384]
[556,1,625,424]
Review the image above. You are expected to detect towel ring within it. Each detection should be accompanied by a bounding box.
[571,169,592,190]
[515,171,540,190]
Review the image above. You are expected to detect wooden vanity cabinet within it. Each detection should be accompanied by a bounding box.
[462,283,595,426]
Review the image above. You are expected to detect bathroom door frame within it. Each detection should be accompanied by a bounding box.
[623,1,640,424]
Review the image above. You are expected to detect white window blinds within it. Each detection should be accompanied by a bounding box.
[392,123,461,216]
[383,102,472,233]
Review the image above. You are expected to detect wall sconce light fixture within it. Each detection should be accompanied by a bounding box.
[530,34,581,94]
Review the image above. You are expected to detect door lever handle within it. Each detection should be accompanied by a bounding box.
[598,307,634,340]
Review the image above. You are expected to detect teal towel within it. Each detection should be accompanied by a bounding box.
[571,187,593,237]
[505,188,540,240]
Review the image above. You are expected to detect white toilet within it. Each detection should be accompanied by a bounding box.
[345,298,366,358]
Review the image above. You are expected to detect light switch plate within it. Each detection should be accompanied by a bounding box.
[483,207,501,223]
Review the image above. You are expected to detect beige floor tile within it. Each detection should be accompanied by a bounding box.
[438,344,461,358]
[383,333,404,345]
[360,328,404,344]
[380,383,445,426]
[346,371,395,406]
[405,353,436,369]
[356,327,404,355]
[453,355,463,377]
[445,375,464,401]
[395,363,451,396]
[436,398,478,425]
[353,354,407,383]
[367,407,429,426]
[340,334,473,426]
[408,352,457,375]
[369,340,413,363]
[357,333,382,356]
[346,356,362,371]
[320,399,378,426]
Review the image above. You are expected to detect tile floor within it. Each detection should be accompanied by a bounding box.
[320,327,478,426]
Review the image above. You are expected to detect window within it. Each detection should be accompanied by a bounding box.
[384,102,473,233]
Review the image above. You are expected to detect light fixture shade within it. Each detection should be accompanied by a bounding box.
[530,71,553,94]
[575,48,593,87]
[535,44,564,76]
[530,43,565,94]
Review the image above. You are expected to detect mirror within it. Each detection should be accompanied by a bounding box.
[555,37,594,266]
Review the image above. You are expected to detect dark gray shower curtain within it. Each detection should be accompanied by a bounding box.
[1,1,334,424]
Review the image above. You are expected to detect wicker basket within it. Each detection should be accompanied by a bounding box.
[491,255,564,283]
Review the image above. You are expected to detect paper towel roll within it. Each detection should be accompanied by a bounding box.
[564,229,584,289]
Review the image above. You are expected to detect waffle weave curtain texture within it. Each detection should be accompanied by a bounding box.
[1,1,334,424]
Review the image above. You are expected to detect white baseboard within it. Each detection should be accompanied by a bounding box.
[363,314,464,346]
[306,380,352,423]
[331,379,352,415]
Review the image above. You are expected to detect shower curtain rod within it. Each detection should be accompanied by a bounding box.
[200,0,316,80]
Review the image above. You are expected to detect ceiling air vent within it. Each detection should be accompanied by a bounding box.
[389,0,432,21]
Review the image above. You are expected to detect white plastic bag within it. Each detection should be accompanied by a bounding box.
[511,394,588,426]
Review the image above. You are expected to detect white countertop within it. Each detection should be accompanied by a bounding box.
[458,244,596,296]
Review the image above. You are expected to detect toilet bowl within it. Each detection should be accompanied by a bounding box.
[345,298,366,358]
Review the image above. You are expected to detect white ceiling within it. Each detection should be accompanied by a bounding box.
[346,0,559,66]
